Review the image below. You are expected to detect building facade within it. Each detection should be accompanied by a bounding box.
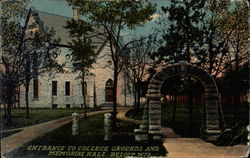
[19,10,134,108]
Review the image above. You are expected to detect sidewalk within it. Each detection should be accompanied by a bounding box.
[1,108,113,156]
[117,108,249,158]
[2,107,249,158]
[164,138,249,158]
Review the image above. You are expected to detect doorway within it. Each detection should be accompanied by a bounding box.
[105,79,114,102]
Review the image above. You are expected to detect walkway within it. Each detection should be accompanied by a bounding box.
[1,108,113,156]
[2,107,249,158]
[164,138,249,158]
[117,108,249,158]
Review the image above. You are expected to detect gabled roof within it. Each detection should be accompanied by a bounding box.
[34,10,72,45]
[32,10,107,53]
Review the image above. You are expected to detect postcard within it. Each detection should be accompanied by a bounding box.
[1,0,249,158]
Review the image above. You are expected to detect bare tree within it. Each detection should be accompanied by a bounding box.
[66,0,156,124]
[1,0,59,123]
[124,37,156,110]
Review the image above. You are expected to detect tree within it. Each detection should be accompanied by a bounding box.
[66,0,156,122]
[23,10,60,118]
[154,0,207,128]
[194,0,248,77]
[219,0,249,118]
[65,18,98,118]
[152,0,248,128]
[198,0,248,118]
[1,0,59,122]
[152,0,206,64]
[124,37,155,110]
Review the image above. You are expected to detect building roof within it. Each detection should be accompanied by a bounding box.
[33,10,106,50]
[37,11,72,45]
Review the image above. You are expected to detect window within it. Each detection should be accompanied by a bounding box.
[82,82,87,95]
[66,104,71,108]
[52,81,57,96]
[52,53,58,58]
[32,54,38,77]
[65,82,70,96]
[65,54,70,60]
[107,60,112,67]
[52,104,58,109]
[106,79,113,87]
[105,79,113,102]
[33,79,39,99]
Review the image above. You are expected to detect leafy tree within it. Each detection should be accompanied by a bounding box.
[65,17,98,118]
[153,0,207,128]
[1,0,59,123]
[152,0,206,64]
[152,0,248,128]
[66,0,156,122]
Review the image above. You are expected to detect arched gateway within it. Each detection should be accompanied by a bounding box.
[135,62,223,142]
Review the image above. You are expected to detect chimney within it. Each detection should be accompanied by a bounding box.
[73,8,79,20]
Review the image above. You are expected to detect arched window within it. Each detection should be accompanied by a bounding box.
[105,79,113,102]
[106,79,113,87]
[82,82,87,95]
[107,60,112,67]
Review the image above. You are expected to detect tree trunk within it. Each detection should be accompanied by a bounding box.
[93,83,97,108]
[136,83,141,110]
[133,83,137,107]
[233,81,240,119]
[172,94,177,124]
[83,91,87,118]
[24,50,31,118]
[189,94,194,130]
[5,80,16,125]
[82,76,87,118]
[124,74,127,107]
[112,68,118,121]
[208,38,214,74]
[233,36,240,119]
[112,67,118,132]
[6,102,12,125]
[25,83,30,118]
[5,92,13,125]
[3,103,7,118]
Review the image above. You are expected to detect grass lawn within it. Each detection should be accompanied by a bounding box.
[126,103,249,145]
[1,107,101,131]
[5,114,167,158]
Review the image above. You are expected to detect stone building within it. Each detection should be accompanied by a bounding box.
[18,10,134,108]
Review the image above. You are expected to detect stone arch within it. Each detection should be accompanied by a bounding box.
[135,62,223,142]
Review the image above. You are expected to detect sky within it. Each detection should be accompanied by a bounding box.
[31,0,170,39]
[30,0,240,43]
[31,0,170,18]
